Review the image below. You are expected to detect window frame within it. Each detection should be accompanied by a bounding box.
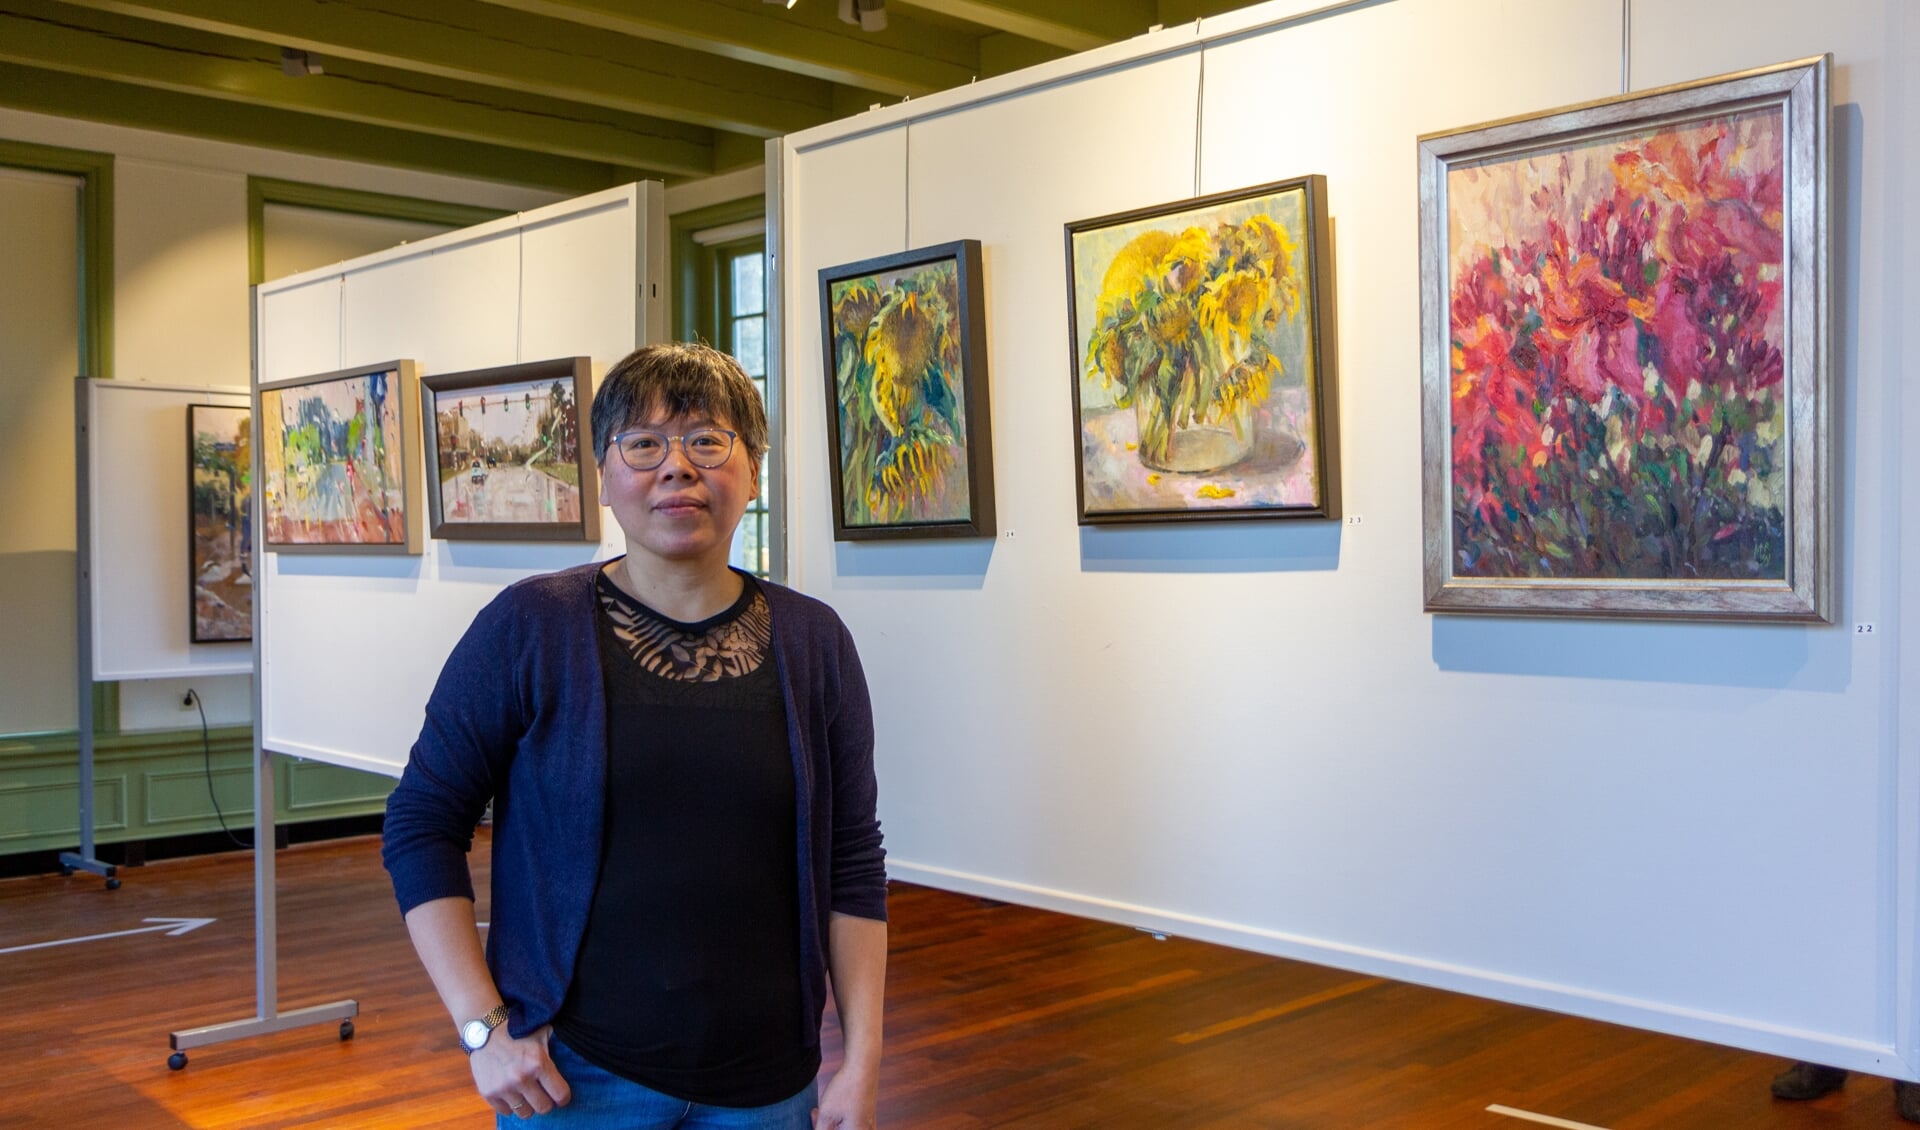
[671,196,777,581]
[246,177,509,287]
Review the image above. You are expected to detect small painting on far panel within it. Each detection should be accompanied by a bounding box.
[259,360,422,553]
[819,240,995,540]
[188,404,252,642]
[1419,56,1831,621]
[420,357,599,542]
[1066,176,1339,524]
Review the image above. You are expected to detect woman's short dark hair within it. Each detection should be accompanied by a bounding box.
[590,343,768,466]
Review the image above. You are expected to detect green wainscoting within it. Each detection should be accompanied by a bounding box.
[0,728,394,856]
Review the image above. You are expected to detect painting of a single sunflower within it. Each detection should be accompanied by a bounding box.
[819,240,995,539]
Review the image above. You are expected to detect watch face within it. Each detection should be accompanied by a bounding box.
[461,1019,490,1050]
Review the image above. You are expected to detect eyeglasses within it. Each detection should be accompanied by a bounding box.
[609,427,738,471]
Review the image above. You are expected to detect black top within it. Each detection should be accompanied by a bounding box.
[554,571,814,1107]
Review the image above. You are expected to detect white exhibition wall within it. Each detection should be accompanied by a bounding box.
[778,0,1920,1074]
[0,105,561,733]
[85,380,251,681]
[256,183,665,777]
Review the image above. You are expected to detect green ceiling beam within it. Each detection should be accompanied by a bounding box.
[712,131,768,172]
[60,0,833,137]
[0,61,644,193]
[471,0,979,99]
[891,0,1154,52]
[0,5,714,174]
[977,30,1071,78]
[1154,0,1273,25]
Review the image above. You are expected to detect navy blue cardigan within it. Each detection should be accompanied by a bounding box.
[383,562,886,1044]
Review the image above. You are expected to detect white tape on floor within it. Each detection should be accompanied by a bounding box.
[1487,1104,1610,1130]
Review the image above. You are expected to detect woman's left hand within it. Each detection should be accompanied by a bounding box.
[812,1065,878,1129]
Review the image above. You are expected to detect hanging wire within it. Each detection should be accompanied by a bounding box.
[1193,43,1207,197]
[1621,0,1632,94]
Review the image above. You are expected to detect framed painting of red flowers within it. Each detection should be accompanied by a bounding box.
[1419,56,1832,621]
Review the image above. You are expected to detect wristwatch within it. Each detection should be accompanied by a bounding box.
[460,1004,510,1053]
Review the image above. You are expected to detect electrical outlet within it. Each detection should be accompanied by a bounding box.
[181,691,196,708]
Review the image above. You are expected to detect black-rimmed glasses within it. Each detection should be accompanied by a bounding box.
[609,427,738,471]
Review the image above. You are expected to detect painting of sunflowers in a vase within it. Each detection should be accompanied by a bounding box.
[1067,175,1337,523]
[819,240,994,539]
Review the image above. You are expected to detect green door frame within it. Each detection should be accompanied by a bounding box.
[0,139,112,382]
[0,139,115,735]
[671,196,767,346]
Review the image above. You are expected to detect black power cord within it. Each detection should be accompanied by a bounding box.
[185,689,251,849]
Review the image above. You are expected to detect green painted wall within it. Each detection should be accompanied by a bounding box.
[0,729,393,855]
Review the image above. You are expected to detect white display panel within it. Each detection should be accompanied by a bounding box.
[779,0,1916,1078]
[341,230,521,373]
[86,379,252,680]
[258,184,661,777]
[521,195,658,360]
[257,275,342,380]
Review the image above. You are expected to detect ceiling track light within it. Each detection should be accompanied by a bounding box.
[836,0,887,32]
[279,47,322,77]
[766,0,883,31]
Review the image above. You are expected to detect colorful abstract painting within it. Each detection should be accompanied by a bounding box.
[1420,58,1831,620]
[820,240,994,539]
[260,362,419,552]
[1067,176,1338,523]
[188,404,251,642]
[1450,110,1785,579]
[421,357,598,542]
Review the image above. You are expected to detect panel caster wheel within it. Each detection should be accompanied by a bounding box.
[106,877,121,890]
[339,1020,355,1041]
[60,865,74,877]
[168,1052,187,1071]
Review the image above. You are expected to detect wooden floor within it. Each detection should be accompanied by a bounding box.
[0,833,1906,1129]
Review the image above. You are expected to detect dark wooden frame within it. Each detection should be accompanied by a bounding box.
[818,240,996,540]
[1064,175,1340,525]
[187,403,252,643]
[1418,57,1831,622]
[257,359,422,554]
[419,357,599,543]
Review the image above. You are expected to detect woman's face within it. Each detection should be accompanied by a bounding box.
[598,408,758,576]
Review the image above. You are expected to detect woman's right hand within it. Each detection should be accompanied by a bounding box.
[472,1025,571,1119]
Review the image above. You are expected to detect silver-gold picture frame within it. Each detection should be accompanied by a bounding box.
[1419,56,1831,621]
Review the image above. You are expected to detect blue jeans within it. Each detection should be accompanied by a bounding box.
[498,1036,818,1129]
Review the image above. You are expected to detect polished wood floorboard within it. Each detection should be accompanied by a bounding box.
[0,832,1905,1128]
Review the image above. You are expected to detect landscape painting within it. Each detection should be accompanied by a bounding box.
[188,404,251,642]
[819,240,994,539]
[420,357,598,542]
[260,361,420,553]
[1419,57,1831,620]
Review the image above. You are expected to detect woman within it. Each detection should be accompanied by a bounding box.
[384,343,887,1128]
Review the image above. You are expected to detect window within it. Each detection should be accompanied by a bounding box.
[674,197,774,580]
[719,240,771,578]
